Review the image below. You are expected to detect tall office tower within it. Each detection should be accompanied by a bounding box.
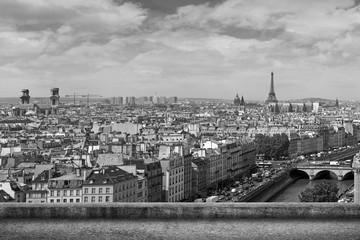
[118,97,123,106]
[159,96,167,104]
[153,92,158,104]
[129,97,136,106]
[168,96,178,104]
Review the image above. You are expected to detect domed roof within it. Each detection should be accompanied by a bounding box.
[234,93,241,106]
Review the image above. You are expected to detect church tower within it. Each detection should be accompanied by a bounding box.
[50,88,60,114]
[266,72,278,103]
[240,95,245,112]
[20,89,30,104]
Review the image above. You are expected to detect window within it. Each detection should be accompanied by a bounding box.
[76,190,80,196]
[70,190,73,196]
[63,199,67,203]
[70,199,73,203]
[63,190,67,196]
[76,199,80,203]
[84,188,88,194]
[105,196,110,202]
[57,190,61,196]
[84,197,88,202]
[99,196,103,202]
[91,188,95,194]
[50,190,54,196]
[106,188,110,193]
[50,199,54,203]
[99,188,103,194]
[57,199,60,203]
[91,196,95,202]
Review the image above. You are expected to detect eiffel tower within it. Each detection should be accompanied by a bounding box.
[266,72,278,103]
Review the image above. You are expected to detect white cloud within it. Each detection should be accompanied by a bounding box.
[1,0,360,99]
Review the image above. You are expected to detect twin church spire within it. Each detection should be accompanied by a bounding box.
[234,71,277,106]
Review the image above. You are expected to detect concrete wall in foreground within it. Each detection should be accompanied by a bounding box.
[1,203,360,219]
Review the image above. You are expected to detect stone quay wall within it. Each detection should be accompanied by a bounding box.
[1,203,360,219]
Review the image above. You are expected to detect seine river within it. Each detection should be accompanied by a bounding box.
[269,179,353,202]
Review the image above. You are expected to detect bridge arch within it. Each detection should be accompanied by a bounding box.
[313,170,338,180]
[289,169,310,179]
[343,171,354,180]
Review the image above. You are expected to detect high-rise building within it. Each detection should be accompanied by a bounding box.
[159,96,167,104]
[118,97,123,106]
[168,96,178,104]
[153,92,158,104]
[129,97,136,106]
[266,72,278,103]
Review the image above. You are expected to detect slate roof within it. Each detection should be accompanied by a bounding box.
[83,166,136,186]
[0,190,14,202]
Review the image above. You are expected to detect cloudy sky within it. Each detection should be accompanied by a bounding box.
[1,0,360,100]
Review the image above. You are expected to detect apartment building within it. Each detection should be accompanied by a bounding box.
[82,166,138,203]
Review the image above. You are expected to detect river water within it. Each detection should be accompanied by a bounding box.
[269,179,353,202]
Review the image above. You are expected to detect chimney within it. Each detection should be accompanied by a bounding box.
[83,169,87,181]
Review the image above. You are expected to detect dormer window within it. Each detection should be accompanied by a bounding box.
[89,179,94,184]
[102,179,108,184]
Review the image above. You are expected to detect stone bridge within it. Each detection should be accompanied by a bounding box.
[294,165,353,181]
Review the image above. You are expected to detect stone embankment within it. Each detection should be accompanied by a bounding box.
[238,171,296,202]
[1,202,360,219]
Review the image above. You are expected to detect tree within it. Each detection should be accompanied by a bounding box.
[255,133,289,160]
[299,181,339,202]
[254,134,271,159]
[279,133,290,157]
[288,103,293,113]
[275,103,280,114]
[302,103,307,113]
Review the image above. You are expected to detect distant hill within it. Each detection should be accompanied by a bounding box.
[289,98,334,103]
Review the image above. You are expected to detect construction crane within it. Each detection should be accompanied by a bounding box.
[64,93,102,106]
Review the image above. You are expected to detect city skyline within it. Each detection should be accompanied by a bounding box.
[1,0,360,100]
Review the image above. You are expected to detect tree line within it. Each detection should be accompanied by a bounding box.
[254,133,290,160]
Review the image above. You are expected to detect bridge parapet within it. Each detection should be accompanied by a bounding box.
[297,165,352,170]
[293,165,353,181]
